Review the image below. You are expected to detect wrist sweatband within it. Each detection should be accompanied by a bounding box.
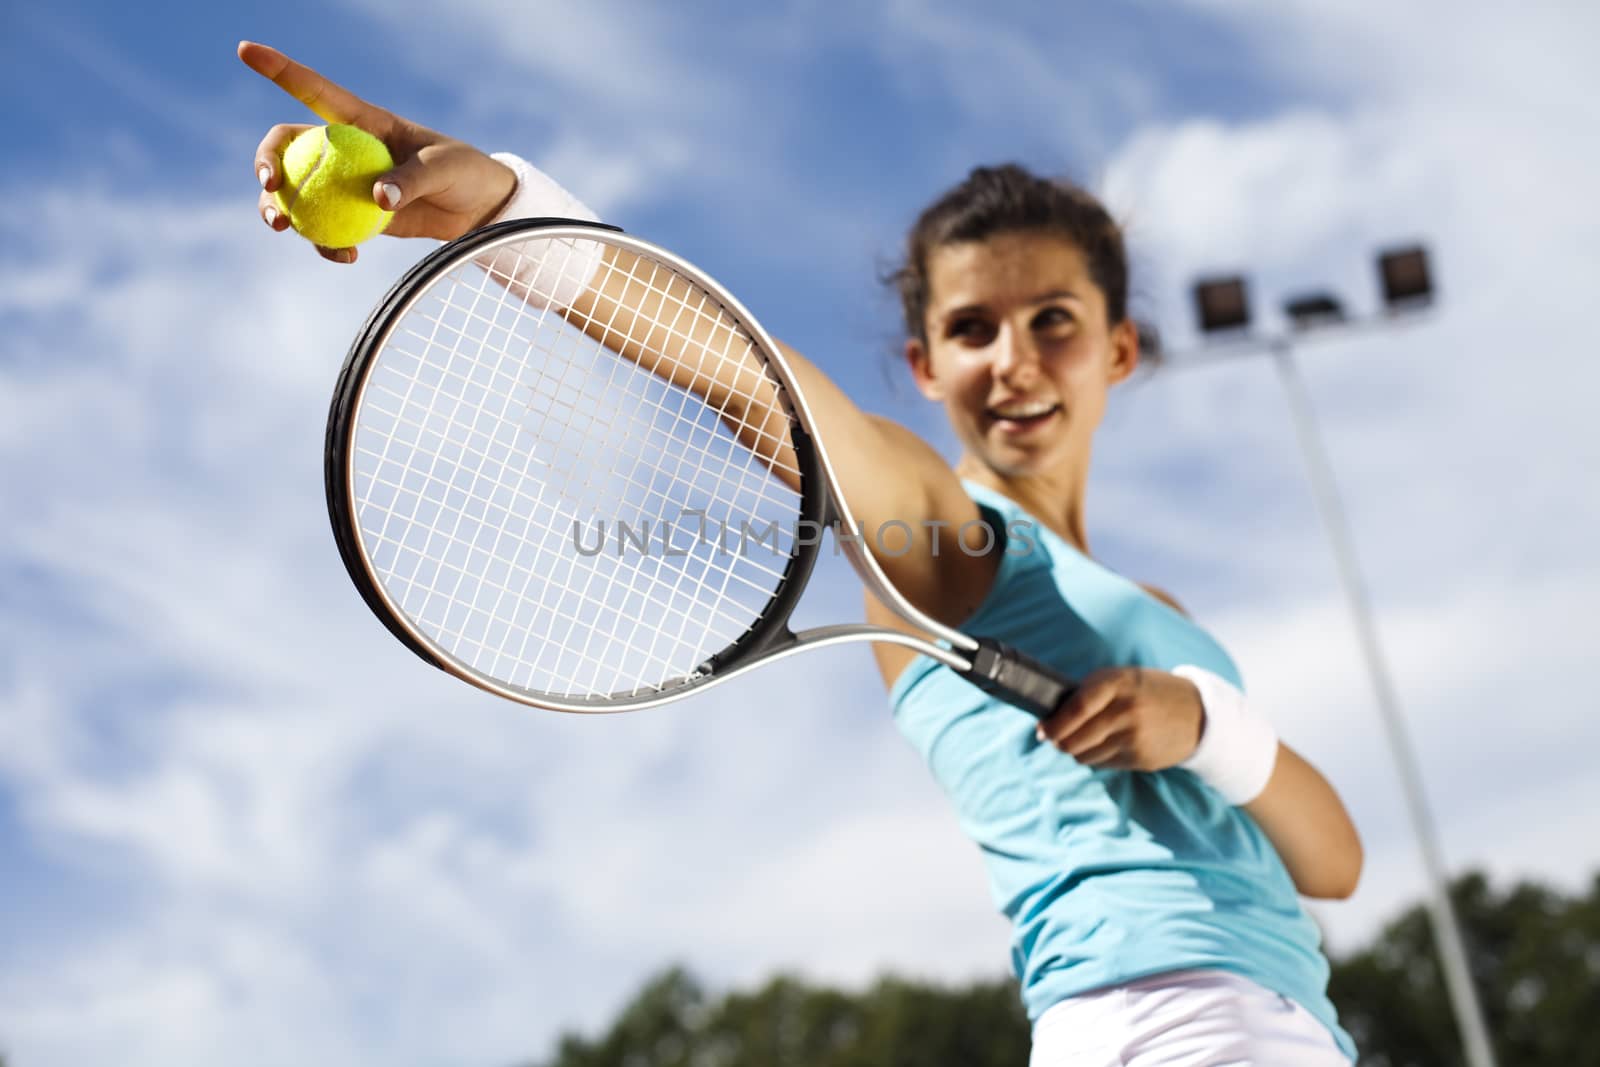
[475,151,603,310]
[1173,664,1279,805]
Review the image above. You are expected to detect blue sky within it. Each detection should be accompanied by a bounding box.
[4,1,1598,1064]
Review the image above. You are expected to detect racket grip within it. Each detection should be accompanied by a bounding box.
[964,638,1077,720]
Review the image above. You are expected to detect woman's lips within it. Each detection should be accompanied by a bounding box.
[987,403,1062,434]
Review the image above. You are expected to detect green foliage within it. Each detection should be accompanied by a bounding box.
[522,870,1600,1067]
[523,967,1030,1067]
[1330,871,1600,1066]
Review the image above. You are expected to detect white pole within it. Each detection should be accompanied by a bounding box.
[1268,338,1499,1067]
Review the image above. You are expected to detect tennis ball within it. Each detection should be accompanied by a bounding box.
[274,124,395,248]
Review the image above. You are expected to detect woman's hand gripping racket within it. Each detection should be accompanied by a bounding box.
[326,218,1078,716]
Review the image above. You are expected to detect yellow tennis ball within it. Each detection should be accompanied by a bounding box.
[274,124,395,248]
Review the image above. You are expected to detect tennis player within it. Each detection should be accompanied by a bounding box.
[242,40,1363,1065]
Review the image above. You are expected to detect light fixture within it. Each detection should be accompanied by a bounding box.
[1379,244,1434,309]
[1193,275,1251,333]
[1284,293,1346,331]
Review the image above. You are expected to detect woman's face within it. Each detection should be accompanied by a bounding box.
[907,231,1138,478]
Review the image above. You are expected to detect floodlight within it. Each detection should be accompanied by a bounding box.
[1284,293,1346,331]
[1379,245,1433,309]
[1194,275,1251,333]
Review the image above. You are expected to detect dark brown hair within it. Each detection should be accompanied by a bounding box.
[888,163,1128,345]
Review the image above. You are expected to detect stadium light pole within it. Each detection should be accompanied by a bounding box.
[1150,246,1499,1067]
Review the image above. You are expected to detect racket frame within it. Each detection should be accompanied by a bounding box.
[327,218,1069,715]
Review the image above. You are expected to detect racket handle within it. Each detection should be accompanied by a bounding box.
[964,638,1077,720]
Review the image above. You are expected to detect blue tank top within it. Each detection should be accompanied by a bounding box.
[889,480,1354,1059]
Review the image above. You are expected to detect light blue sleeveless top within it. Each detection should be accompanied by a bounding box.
[889,481,1354,1059]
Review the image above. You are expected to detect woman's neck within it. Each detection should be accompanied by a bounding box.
[954,456,1093,557]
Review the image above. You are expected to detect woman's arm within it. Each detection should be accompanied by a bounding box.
[1035,666,1364,900]
[498,219,996,622]
[1244,744,1364,900]
[241,40,994,625]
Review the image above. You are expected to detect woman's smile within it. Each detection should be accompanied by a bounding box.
[985,397,1063,436]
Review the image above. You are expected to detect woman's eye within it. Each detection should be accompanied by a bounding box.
[948,318,995,345]
[1033,306,1074,333]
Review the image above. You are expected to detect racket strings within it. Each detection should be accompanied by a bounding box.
[558,255,802,481]
[567,252,801,688]
[349,231,808,702]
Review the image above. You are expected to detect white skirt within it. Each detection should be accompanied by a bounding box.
[1029,969,1353,1066]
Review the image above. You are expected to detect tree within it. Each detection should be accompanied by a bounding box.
[523,969,1030,1067]
[1329,871,1600,1066]
[535,967,706,1067]
[522,870,1600,1066]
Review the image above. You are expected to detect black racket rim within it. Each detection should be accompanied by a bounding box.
[324,217,829,710]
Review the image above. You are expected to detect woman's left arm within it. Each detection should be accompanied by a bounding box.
[1035,667,1363,900]
[1243,743,1364,900]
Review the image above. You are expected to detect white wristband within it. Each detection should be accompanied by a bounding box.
[475,151,603,310]
[1173,664,1279,805]
[486,152,601,227]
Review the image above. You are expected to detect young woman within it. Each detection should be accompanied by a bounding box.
[240,40,1363,1065]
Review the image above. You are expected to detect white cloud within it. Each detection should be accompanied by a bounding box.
[1080,0,1600,965]
[871,0,1155,162]
[1105,110,1424,304]
[329,0,754,218]
[0,168,996,1057]
[5,3,1600,1066]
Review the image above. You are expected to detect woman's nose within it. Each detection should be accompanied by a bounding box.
[991,325,1040,379]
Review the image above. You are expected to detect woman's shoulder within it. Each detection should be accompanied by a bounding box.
[1138,583,1188,617]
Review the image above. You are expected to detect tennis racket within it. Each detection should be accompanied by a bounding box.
[325,217,1077,716]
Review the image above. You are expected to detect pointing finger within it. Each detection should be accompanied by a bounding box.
[237,41,397,137]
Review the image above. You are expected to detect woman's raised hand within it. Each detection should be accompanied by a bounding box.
[238,41,517,264]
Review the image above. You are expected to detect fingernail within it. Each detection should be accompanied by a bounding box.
[264,206,279,227]
[1034,725,1045,742]
[378,182,401,210]
[258,164,270,189]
